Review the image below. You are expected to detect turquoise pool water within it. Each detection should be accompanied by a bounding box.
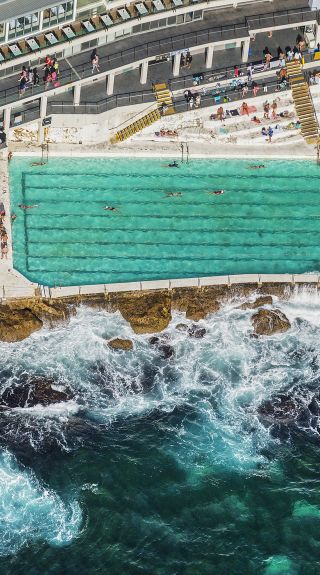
[9,157,320,287]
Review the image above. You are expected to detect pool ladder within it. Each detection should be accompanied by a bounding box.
[180,142,189,163]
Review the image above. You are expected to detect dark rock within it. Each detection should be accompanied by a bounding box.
[188,325,206,338]
[158,344,175,359]
[107,338,133,351]
[175,323,188,332]
[308,396,320,416]
[0,376,73,408]
[258,394,299,423]
[149,336,160,346]
[251,308,291,336]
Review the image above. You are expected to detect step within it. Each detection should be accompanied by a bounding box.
[292,89,309,97]
[301,122,318,130]
[153,82,167,91]
[301,117,318,126]
[293,95,310,103]
[299,116,316,125]
[156,90,171,98]
[286,62,302,70]
[156,94,172,102]
[291,86,308,93]
[299,114,316,122]
[289,76,305,84]
[301,127,318,136]
[296,107,315,115]
[292,89,309,96]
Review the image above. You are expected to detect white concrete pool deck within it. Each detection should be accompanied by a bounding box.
[0,155,38,299]
[9,85,320,161]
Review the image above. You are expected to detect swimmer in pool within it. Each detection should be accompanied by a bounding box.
[103,206,117,211]
[248,165,265,169]
[163,161,179,168]
[18,204,39,209]
[207,190,224,195]
[165,192,182,197]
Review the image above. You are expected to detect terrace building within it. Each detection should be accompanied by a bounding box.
[0,0,319,141]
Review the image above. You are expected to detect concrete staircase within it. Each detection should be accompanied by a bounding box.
[286,60,319,144]
[111,108,161,142]
[153,82,175,115]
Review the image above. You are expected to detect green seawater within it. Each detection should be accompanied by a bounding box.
[9,157,320,286]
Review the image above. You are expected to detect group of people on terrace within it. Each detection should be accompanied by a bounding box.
[19,55,60,96]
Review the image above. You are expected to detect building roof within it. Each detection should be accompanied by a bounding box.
[0,0,63,23]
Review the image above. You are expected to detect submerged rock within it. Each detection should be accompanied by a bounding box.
[0,306,43,342]
[188,325,206,338]
[158,344,175,359]
[107,338,133,351]
[148,336,174,359]
[251,309,291,336]
[175,323,188,332]
[258,390,320,439]
[258,394,300,423]
[241,296,273,310]
[0,376,73,408]
[149,336,161,346]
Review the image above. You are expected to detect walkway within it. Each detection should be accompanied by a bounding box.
[0,3,316,110]
[0,154,38,299]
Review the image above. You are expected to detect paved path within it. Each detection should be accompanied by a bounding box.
[0,154,38,299]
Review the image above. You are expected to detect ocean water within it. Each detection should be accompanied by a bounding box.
[9,157,320,286]
[1,291,320,574]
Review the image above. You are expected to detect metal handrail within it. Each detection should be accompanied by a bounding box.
[246,7,318,29]
[0,20,249,107]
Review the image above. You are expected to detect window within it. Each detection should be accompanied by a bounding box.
[43,2,74,28]
[0,22,5,41]
[81,38,98,50]
[77,4,106,18]
[8,12,40,39]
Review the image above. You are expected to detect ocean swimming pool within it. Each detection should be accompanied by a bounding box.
[9,156,320,287]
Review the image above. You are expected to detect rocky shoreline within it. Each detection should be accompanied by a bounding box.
[0,282,296,343]
[1,282,318,438]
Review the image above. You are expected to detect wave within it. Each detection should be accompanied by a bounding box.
[0,289,319,462]
[0,450,82,556]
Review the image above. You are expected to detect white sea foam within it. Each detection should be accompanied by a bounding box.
[0,450,82,556]
[0,291,319,466]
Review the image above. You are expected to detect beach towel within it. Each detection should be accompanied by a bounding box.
[240,105,257,115]
[230,109,239,116]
